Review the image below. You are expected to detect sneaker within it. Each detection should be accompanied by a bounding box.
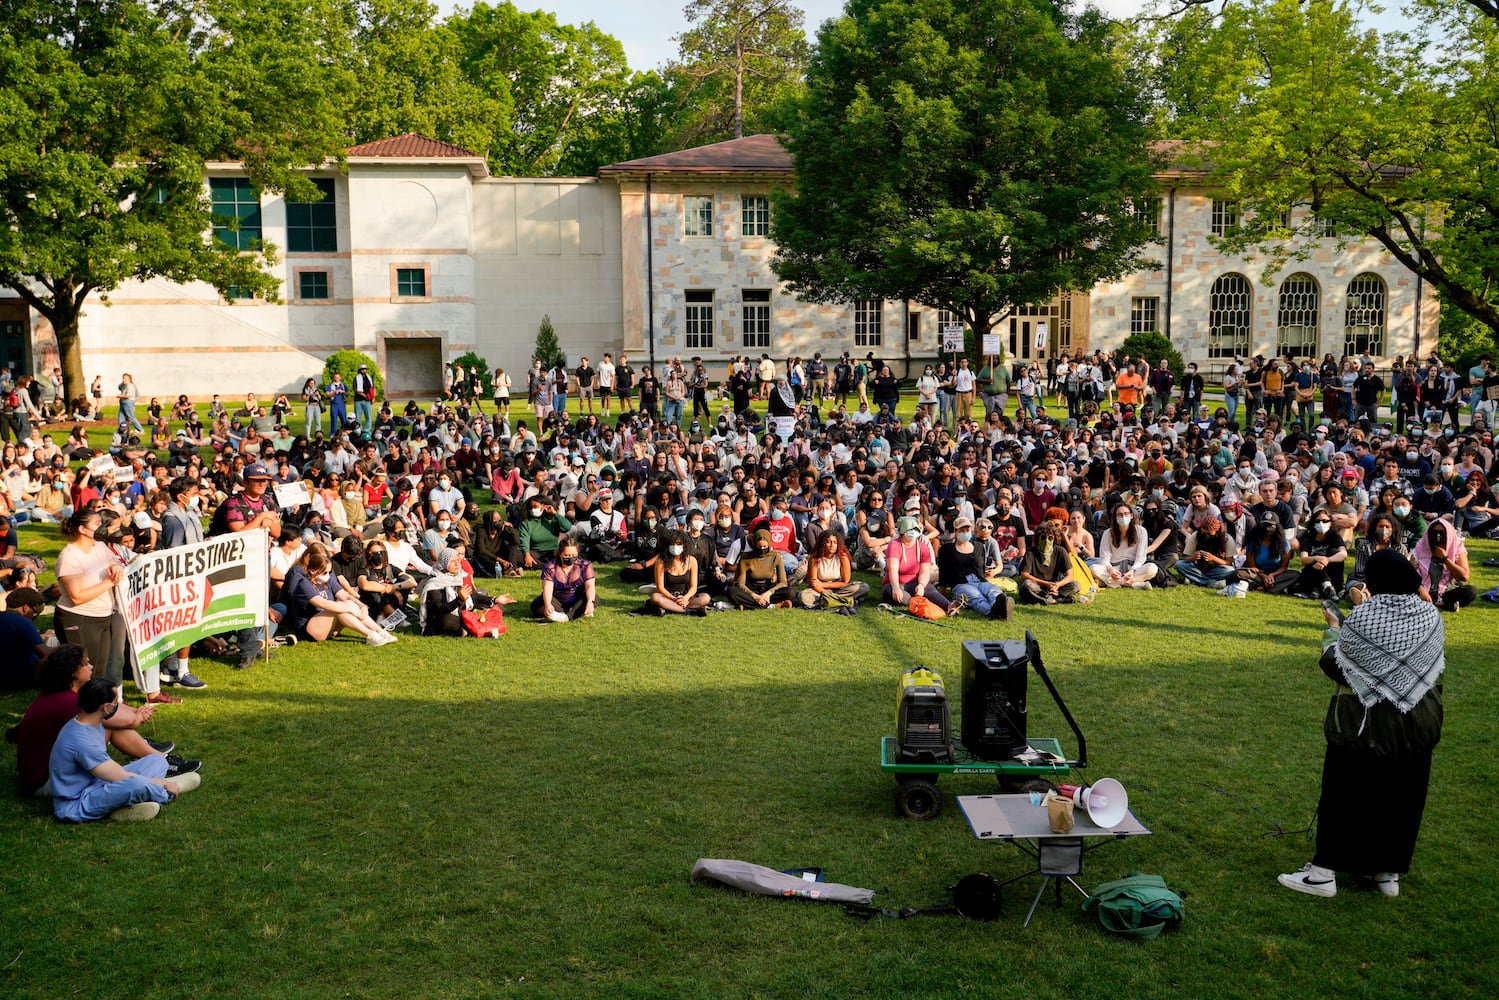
[1372,873,1400,897]
[546,610,569,624]
[172,672,207,690]
[947,594,968,616]
[272,634,298,648]
[365,630,395,647]
[380,628,400,643]
[691,607,708,617]
[1212,578,1230,591]
[109,801,161,822]
[164,755,201,777]
[145,692,183,705]
[1278,863,1337,897]
[1320,583,1337,600]
[145,738,176,755]
[169,771,202,795]
[712,601,734,612]
[234,657,257,670]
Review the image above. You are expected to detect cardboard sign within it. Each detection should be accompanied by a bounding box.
[982,333,1003,356]
[273,482,312,509]
[942,325,966,353]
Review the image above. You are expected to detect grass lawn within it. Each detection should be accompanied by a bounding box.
[1,400,1496,998]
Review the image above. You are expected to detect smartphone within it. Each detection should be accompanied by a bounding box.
[1321,598,1346,626]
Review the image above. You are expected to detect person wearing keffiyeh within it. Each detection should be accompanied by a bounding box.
[1411,517,1477,612]
[1279,549,1445,900]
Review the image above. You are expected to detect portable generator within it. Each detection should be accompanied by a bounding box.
[896,668,954,764]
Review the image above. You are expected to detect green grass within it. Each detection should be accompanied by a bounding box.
[2,512,1497,998]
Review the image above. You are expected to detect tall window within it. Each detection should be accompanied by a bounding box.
[1208,273,1252,358]
[1344,274,1386,356]
[1211,199,1240,237]
[1130,296,1159,335]
[684,196,713,237]
[396,268,426,297]
[854,298,883,347]
[1129,197,1163,237]
[741,196,769,236]
[685,290,715,349]
[210,178,261,250]
[1277,273,1320,357]
[1314,215,1339,238]
[286,179,337,253]
[741,289,771,348]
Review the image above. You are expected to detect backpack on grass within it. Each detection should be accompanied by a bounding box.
[1082,873,1184,940]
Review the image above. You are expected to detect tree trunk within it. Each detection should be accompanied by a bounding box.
[734,25,745,139]
[55,308,86,409]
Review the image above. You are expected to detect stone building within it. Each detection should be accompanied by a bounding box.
[0,133,1434,398]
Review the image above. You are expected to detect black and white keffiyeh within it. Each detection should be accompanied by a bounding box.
[1334,593,1445,714]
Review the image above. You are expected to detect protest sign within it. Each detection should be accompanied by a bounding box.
[273,481,312,509]
[117,528,269,668]
[942,325,965,353]
[982,333,1003,356]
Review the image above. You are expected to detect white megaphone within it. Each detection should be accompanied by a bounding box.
[1056,778,1128,829]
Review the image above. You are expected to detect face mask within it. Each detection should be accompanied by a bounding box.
[1440,465,1453,474]
[1406,451,1419,461]
[529,507,542,518]
[1314,521,1331,533]
[187,496,201,510]
[757,545,772,555]
[1394,505,1411,517]
[1116,515,1132,526]
[560,555,577,566]
[688,520,703,532]
[1033,482,1045,493]
[1238,467,1252,477]
[1424,487,1439,495]
[1152,489,1165,499]
[439,479,451,489]
[645,518,658,530]
[956,531,972,543]
[1199,456,1210,466]
[903,528,921,541]
[770,509,786,521]
[437,520,451,532]
[718,517,732,529]
[1376,526,1392,539]
[368,552,386,567]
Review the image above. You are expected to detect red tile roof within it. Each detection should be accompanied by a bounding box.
[598,134,794,176]
[346,134,481,159]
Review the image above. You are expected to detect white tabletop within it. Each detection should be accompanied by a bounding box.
[956,793,1152,841]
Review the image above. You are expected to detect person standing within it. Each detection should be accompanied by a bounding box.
[301,378,324,438]
[155,477,209,691]
[53,510,131,692]
[574,356,596,415]
[551,361,570,420]
[597,353,615,417]
[1180,362,1205,422]
[953,357,977,424]
[615,354,634,413]
[117,373,144,433]
[663,366,687,428]
[1351,361,1384,425]
[353,364,376,435]
[1279,550,1444,899]
[689,359,710,420]
[1149,359,1175,415]
[326,372,349,431]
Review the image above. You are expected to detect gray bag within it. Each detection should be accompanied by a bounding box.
[691,858,876,905]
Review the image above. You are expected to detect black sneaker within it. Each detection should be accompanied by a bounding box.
[272,634,298,648]
[146,738,176,755]
[164,755,201,777]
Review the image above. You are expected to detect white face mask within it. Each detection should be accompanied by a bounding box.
[1314,521,1331,534]
[1116,515,1132,526]
[668,544,684,556]
[437,521,451,532]
[718,517,732,529]
[903,529,921,541]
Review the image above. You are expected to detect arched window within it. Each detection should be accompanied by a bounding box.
[1208,273,1252,359]
[1277,273,1320,358]
[1344,274,1385,356]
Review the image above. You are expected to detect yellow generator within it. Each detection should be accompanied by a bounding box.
[896,668,954,764]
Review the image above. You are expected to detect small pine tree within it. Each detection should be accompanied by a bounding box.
[533,315,567,370]
[1119,330,1185,382]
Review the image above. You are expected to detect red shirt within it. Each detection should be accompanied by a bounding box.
[16,690,79,794]
[750,515,797,554]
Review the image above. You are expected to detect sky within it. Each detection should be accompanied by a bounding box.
[435,0,1158,72]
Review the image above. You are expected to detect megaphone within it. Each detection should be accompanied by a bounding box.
[1056,778,1128,829]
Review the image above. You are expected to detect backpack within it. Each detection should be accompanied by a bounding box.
[460,606,507,638]
[907,595,947,620]
[206,498,235,537]
[1082,873,1184,940]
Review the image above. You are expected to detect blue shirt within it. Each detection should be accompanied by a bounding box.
[0,610,44,690]
[49,718,112,819]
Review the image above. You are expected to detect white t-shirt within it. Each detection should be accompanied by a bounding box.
[954,369,976,393]
[598,362,615,389]
[56,542,119,617]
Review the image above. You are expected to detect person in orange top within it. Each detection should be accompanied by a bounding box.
[1115,363,1145,408]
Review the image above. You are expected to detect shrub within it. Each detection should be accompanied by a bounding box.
[1118,331,1185,382]
[533,314,567,370]
[322,349,383,401]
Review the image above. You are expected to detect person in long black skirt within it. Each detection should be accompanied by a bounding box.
[1279,549,1445,899]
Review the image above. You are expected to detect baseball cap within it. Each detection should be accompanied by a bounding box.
[244,462,272,480]
[597,488,613,499]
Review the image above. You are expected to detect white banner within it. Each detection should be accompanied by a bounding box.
[273,482,312,509]
[982,333,1003,356]
[1034,322,1048,352]
[942,325,965,353]
[116,528,269,668]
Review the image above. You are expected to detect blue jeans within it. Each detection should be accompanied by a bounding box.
[953,578,1003,616]
[1174,561,1236,587]
[355,399,373,434]
[1224,392,1239,426]
[329,400,347,429]
[1021,395,1037,419]
[663,397,684,428]
[304,404,322,438]
[55,753,170,823]
[236,602,285,664]
[119,398,144,432]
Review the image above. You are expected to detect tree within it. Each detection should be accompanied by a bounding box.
[670,0,809,144]
[1119,331,1185,382]
[1145,0,1499,343]
[447,2,635,176]
[0,0,352,401]
[533,315,566,369]
[771,0,1161,345]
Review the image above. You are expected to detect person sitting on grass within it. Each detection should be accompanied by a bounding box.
[641,529,710,616]
[421,547,479,636]
[280,544,398,646]
[357,538,417,620]
[797,527,868,608]
[1174,516,1238,590]
[48,676,201,823]
[883,515,955,614]
[0,586,49,691]
[1016,520,1079,605]
[16,645,196,799]
[1412,518,1475,612]
[936,516,1008,618]
[533,537,597,622]
[1090,502,1157,590]
[1242,515,1300,596]
[518,496,572,569]
[728,529,794,610]
[1296,511,1348,600]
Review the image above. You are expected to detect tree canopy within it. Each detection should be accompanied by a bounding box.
[669,0,810,145]
[771,0,1161,338]
[0,0,352,400]
[1142,0,1499,346]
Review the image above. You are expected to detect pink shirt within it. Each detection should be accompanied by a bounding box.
[886,536,933,588]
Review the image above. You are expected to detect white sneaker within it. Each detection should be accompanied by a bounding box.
[171,771,202,795]
[380,628,400,643]
[1373,873,1400,897]
[547,610,569,624]
[1278,863,1336,897]
[109,801,161,822]
[366,630,395,647]
[1231,582,1246,598]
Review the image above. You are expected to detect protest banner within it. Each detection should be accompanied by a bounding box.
[942,325,965,353]
[116,528,269,669]
[273,481,311,509]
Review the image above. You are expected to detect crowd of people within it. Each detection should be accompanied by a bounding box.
[1,345,1494,823]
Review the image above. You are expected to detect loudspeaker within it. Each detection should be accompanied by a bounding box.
[960,639,1029,761]
[1058,778,1129,829]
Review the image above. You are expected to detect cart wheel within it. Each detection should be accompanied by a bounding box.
[894,779,943,820]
